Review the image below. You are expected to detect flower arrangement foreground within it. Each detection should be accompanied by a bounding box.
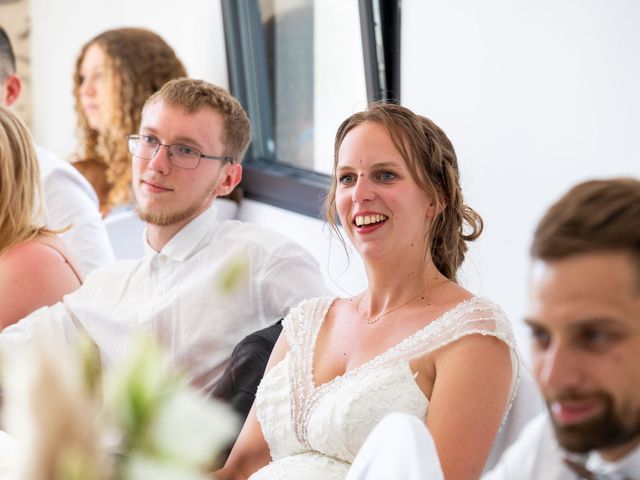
[1,328,239,480]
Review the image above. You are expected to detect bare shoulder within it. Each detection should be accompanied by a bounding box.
[2,237,70,274]
[0,237,81,328]
[419,280,475,324]
[438,330,511,361]
[435,280,475,307]
[327,296,357,317]
[429,283,512,364]
[431,316,514,392]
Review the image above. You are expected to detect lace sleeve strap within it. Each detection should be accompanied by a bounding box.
[440,298,517,351]
[281,296,336,355]
[404,297,517,358]
[383,297,520,419]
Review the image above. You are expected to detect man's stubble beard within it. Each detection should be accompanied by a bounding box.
[134,178,218,227]
[136,200,203,226]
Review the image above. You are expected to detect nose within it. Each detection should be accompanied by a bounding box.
[146,144,172,175]
[79,76,95,97]
[352,174,375,203]
[535,341,583,393]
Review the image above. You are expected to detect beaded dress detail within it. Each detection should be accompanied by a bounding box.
[250,296,519,480]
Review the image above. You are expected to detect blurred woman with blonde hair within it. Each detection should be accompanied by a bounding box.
[0,105,82,329]
[72,28,187,215]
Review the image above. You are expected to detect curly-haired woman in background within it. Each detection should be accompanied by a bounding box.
[0,105,82,329]
[72,28,187,216]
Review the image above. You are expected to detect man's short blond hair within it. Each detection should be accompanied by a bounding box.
[144,78,252,164]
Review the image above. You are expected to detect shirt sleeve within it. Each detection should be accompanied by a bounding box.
[482,413,569,480]
[1,279,135,371]
[40,159,115,276]
[258,240,330,327]
[0,301,85,358]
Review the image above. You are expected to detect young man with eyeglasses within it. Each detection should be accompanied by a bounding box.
[1,78,328,394]
[0,26,114,275]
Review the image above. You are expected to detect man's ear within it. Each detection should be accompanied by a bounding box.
[214,163,243,197]
[3,75,22,107]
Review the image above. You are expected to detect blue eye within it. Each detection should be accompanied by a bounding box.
[378,171,397,181]
[338,174,355,185]
[176,145,198,157]
[140,135,157,144]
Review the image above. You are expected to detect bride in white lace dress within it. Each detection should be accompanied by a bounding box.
[217,104,519,480]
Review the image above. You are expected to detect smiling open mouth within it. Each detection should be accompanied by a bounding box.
[354,214,388,227]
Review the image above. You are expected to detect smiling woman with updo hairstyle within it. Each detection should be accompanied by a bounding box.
[72,28,187,216]
[218,103,520,480]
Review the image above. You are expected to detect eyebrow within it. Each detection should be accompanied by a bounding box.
[523,318,549,333]
[523,318,540,328]
[524,317,625,331]
[139,128,205,151]
[336,161,401,172]
[79,68,104,78]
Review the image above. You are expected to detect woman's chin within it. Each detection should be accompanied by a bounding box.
[357,244,389,262]
[83,113,103,132]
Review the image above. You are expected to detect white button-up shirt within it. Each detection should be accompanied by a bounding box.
[36,146,115,274]
[347,412,640,480]
[1,205,328,393]
[484,412,640,479]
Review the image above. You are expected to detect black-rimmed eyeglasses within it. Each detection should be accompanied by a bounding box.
[127,134,233,170]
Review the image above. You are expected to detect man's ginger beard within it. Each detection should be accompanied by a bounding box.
[134,179,218,226]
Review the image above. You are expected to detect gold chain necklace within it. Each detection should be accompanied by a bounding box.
[356,286,428,325]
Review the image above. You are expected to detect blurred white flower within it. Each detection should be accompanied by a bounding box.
[2,326,110,480]
[2,330,239,479]
[0,431,17,476]
[104,336,239,476]
[123,453,209,480]
[146,388,238,467]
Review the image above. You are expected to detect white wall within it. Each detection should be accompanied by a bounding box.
[314,0,368,174]
[30,0,228,159]
[400,0,640,357]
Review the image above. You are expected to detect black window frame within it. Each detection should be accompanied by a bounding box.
[221,0,401,218]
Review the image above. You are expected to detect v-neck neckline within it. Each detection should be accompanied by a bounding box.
[308,296,477,393]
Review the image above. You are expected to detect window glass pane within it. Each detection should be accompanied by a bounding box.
[260,0,367,175]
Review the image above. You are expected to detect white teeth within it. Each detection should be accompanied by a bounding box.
[355,214,387,226]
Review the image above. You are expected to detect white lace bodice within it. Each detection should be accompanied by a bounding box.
[251,296,519,480]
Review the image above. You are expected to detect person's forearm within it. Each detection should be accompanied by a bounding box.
[214,465,247,480]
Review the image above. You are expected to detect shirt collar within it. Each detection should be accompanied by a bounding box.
[585,444,640,478]
[142,204,220,262]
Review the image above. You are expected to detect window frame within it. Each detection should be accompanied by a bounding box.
[221,0,400,218]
